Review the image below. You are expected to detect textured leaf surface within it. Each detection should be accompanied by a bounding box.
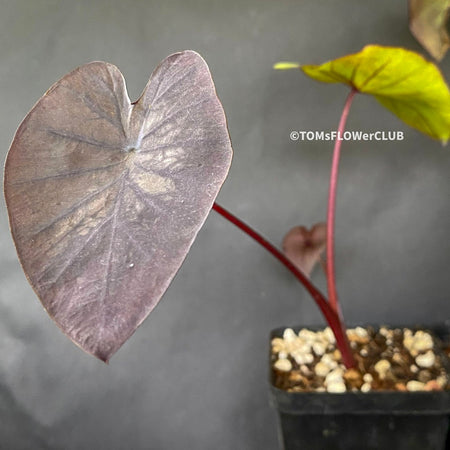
[301,45,450,144]
[282,223,326,278]
[409,0,450,61]
[4,51,233,361]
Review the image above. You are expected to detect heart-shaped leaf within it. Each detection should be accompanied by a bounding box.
[409,0,450,61]
[4,51,233,362]
[282,223,327,277]
[277,45,450,144]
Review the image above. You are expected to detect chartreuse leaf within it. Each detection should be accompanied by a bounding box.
[277,45,450,144]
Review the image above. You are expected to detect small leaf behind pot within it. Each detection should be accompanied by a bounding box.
[282,223,327,277]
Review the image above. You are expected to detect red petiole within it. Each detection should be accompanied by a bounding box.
[212,203,355,368]
[326,88,357,316]
[212,88,358,369]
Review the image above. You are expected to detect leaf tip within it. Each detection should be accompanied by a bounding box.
[95,350,112,364]
[273,62,301,70]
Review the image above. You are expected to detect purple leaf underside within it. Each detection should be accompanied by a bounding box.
[4,51,233,362]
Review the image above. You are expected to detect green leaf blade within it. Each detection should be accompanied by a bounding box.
[301,45,450,143]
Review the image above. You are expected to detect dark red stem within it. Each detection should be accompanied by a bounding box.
[212,202,355,368]
[326,88,357,316]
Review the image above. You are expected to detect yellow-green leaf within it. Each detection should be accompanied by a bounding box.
[301,45,450,144]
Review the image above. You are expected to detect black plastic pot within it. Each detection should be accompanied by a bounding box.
[269,326,450,450]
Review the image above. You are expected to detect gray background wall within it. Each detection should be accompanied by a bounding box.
[0,1,449,449]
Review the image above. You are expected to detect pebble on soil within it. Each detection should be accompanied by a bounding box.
[271,326,449,393]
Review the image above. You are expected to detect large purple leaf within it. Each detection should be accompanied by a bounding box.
[4,51,233,362]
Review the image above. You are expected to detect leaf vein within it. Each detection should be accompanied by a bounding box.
[9,160,126,186]
[46,129,122,150]
[32,176,122,236]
